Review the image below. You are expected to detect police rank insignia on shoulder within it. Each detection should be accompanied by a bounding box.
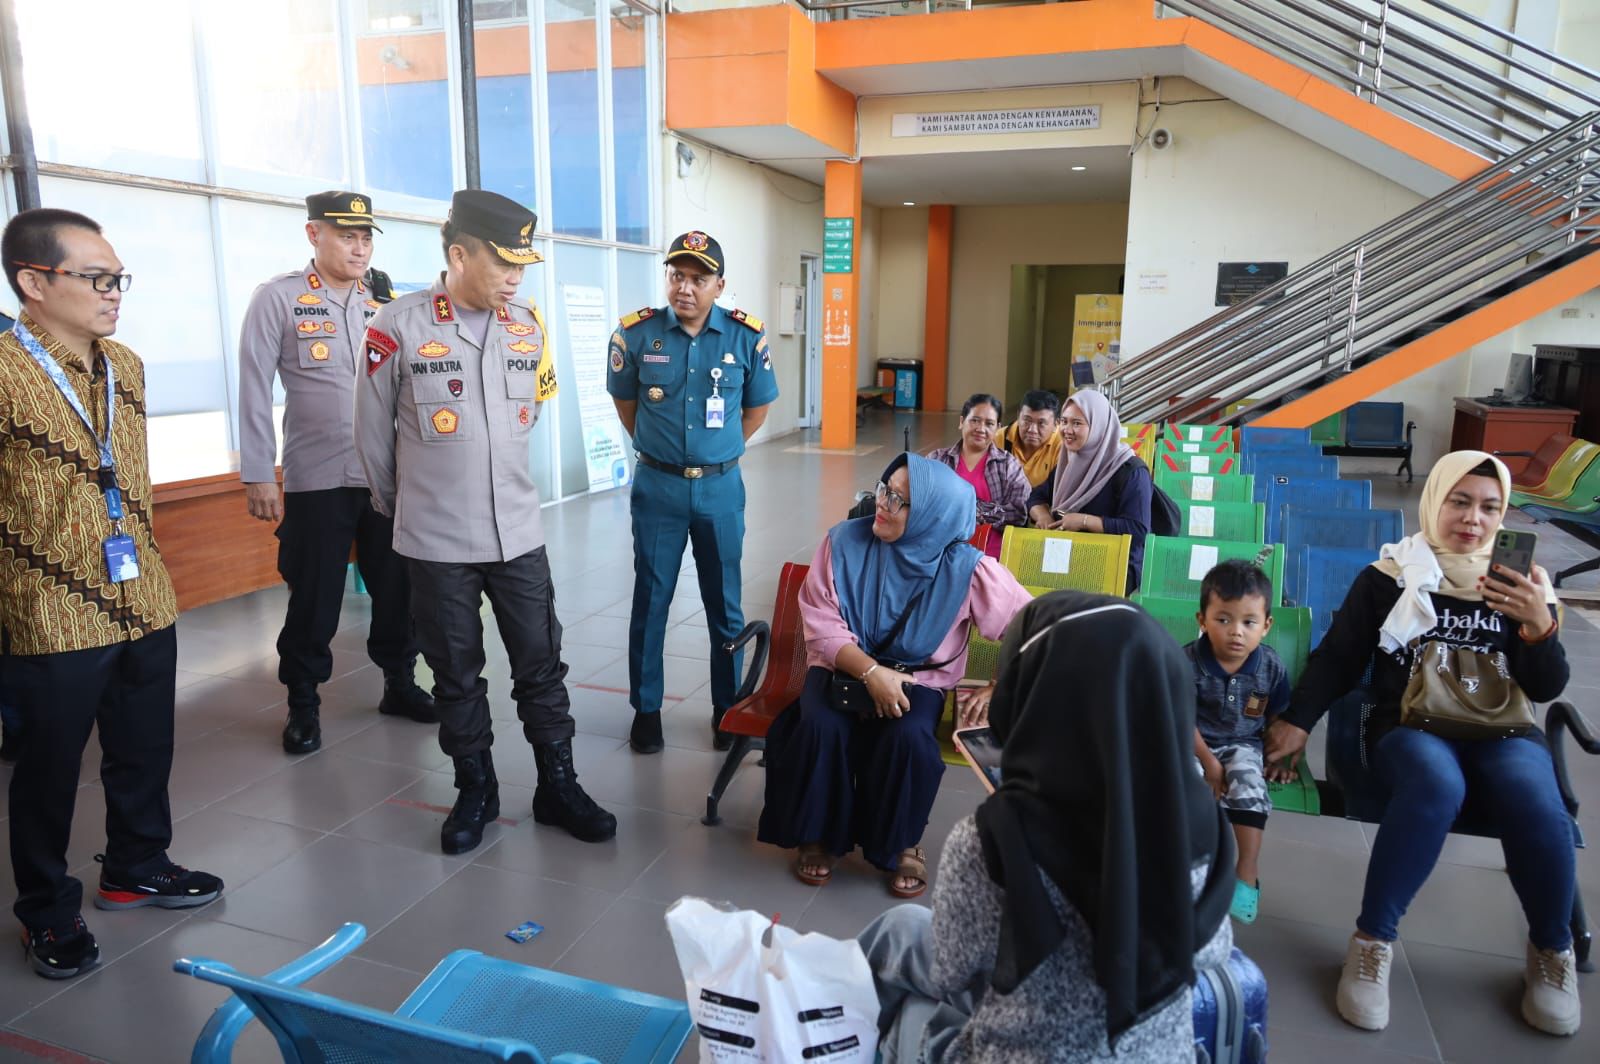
[620,307,655,329]
[433,293,455,323]
[729,308,764,331]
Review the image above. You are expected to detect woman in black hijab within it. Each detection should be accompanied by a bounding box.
[856,591,1236,1062]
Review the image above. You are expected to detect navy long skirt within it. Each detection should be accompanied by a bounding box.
[757,666,947,871]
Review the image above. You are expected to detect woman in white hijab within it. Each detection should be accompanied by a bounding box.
[1265,451,1577,1039]
[1024,389,1153,592]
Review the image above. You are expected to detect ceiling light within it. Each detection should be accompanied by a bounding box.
[902,201,915,206]
[1070,165,1087,172]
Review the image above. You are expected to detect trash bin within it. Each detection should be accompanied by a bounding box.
[876,358,923,410]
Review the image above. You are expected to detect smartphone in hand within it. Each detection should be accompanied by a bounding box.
[1488,529,1537,584]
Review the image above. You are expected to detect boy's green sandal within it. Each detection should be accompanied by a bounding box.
[1230,879,1260,924]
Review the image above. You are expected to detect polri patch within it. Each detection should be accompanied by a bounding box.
[296,293,322,306]
[418,340,450,358]
[431,407,459,434]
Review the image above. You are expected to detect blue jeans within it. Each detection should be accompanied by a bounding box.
[1358,728,1575,950]
[857,905,974,1064]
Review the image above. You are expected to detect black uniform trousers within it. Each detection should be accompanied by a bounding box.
[6,626,177,932]
[407,546,576,757]
[276,487,414,688]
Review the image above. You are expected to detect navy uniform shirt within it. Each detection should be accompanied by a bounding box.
[606,303,779,466]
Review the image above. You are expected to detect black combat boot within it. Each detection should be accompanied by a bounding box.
[441,750,500,855]
[532,739,617,843]
[281,684,321,755]
[377,664,438,723]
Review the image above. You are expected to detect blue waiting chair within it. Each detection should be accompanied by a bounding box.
[1240,426,1311,451]
[1242,451,1339,481]
[1324,401,1416,483]
[1292,545,1381,646]
[1265,478,1373,543]
[175,923,693,1064]
[1282,507,1403,551]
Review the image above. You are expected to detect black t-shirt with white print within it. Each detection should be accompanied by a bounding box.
[1284,566,1569,745]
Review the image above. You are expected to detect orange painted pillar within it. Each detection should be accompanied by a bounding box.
[821,161,863,450]
[922,205,953,413]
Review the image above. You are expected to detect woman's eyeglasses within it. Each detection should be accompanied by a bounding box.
[874,481,908,515]
[11,261,133,293]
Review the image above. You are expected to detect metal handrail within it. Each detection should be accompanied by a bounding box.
[1160,0,1600,161]
[1106,113,1600,424]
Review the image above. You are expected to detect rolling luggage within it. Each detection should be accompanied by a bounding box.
[1193,947,1268,1063]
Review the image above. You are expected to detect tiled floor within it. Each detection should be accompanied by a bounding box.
[1,412,1599,1063]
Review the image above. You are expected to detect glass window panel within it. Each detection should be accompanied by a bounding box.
[546,242,610,494]
[354,20,454,205]
[617,249,660,318]
[476,15,538,211]
[610,7,651,246]
[37,178,227,428]
[201,2,348,194]
[16,0,204,181]
[544,0,603,239]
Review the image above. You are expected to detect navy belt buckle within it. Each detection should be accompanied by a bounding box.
[684,465,704,479]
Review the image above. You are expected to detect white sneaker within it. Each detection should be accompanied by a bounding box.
[1522,942,1581,1036]
[1337,934,1393,1031]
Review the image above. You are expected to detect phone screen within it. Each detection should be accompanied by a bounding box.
[952,726,1003,794]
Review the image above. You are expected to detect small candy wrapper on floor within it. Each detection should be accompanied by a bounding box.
[506,921,544,944]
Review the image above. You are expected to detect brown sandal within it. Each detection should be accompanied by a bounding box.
[889,846,928,898]
[795,843,836,886]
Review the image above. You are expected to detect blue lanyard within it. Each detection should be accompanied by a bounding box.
[11,321,124,524]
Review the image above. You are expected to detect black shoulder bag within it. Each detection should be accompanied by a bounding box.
[829,595,959,718]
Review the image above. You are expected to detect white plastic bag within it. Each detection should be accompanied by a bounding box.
[665,896,879,1062]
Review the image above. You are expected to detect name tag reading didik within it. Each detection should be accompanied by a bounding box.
[705,394,726,429]
[104,534,141,583]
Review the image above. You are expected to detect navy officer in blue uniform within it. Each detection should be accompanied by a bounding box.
[608,231,778,754]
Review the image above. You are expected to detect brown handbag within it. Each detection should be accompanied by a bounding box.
[1399,640,1535,740]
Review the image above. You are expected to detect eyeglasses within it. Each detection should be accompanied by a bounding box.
[11,261,133,293]
[874,481,909,515]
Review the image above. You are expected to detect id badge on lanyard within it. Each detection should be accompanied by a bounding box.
[706,367,726,429]
[10,322,140,582]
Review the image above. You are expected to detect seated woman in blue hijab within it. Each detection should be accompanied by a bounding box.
[758,453,1033,898]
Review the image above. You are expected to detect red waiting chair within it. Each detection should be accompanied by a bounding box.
[704,562,812,825]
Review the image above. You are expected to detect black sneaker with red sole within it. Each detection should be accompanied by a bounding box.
[92,855,223,911]
[22,916,100,980]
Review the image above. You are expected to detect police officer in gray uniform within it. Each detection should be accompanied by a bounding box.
[354,189,615,855]
[238,191,434,757]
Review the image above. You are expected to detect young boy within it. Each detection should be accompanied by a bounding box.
[1189,559,1291,924]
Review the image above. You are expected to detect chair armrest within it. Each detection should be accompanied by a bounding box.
[1547,702,1600,818]
[1403,421,1416,445]
[550,1056,601,1064]
[1492,450,1537,458]
[178,923,368,1064]
[724,620,771,704]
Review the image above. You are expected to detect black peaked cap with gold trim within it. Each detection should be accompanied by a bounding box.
[665,230,723,275]
[447,189,543,265]
[307,190,382,232]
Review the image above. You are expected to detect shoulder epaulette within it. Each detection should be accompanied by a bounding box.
[729,308,764,332]
[620,306,656,329]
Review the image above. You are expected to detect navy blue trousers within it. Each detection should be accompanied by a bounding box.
[758,667,946,871]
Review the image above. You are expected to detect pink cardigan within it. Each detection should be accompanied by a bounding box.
[798,537,1034,690]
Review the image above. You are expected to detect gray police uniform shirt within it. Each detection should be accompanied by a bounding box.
[238,262,381,491]
[354,278,556,565]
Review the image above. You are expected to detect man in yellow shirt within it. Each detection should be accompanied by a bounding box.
[996,389,1062,487]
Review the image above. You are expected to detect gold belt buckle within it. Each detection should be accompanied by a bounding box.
[684,466,703,479]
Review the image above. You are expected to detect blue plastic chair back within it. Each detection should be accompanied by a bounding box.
[1241,426,1311,451]
[1242,451,1338,480]
[1282,507,1403,553]
[176,957,544,1063]
[1265,478,1373,542]
[1293,546,1382,645]
[1344,402,1405,447]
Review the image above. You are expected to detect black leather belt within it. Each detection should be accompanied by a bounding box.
[637,453,739,480]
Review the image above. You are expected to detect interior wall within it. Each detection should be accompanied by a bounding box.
[946,202,1130,411]
[871,205,931,388]
[662,134,824,442]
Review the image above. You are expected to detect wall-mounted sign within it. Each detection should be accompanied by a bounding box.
[891,106,1101,138]
[1215,261,1289,306]
[823,217,855,273]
